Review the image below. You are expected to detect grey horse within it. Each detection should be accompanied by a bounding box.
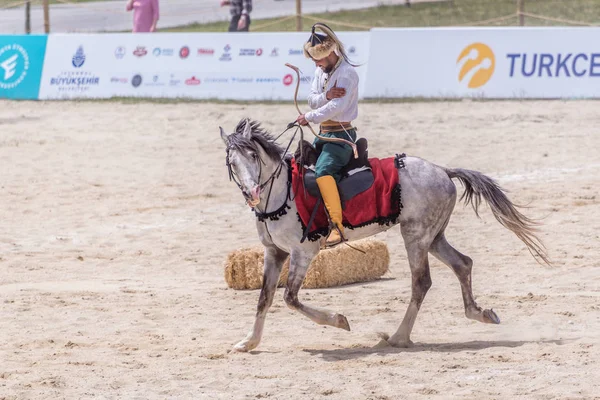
[220,118,549,352]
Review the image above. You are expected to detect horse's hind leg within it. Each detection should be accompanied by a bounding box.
[233,245,288,352]
[430,233,500,324]
[283,249,351,331]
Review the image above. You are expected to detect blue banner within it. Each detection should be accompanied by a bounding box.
[0,35,47,100]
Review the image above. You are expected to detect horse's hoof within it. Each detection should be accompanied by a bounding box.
[372,333,412,348]
[232,340,257,352]
[232,344,249,353]
[483,308,501,324]
[335,314,351,331]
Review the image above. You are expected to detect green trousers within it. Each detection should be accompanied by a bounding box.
[313,129,357,182]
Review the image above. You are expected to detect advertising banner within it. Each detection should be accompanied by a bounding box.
[365,27,600,99]
[38,32,370,101]
[0,35,47,100]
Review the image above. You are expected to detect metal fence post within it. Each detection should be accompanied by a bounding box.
[296,0,302,31]
[25,1,31,34]
[43,0,50,33]
[518,0,525,26]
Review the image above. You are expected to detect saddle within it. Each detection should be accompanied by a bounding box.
[291,141,405,243]
[293,138,374,208]
[293,138,374,243]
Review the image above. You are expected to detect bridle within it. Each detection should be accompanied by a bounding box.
[225,122,301,213]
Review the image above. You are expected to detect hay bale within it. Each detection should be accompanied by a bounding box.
[223,247,287,290]
[224,239,390,290]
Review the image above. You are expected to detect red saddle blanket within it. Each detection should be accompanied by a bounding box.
[291,156,402,241]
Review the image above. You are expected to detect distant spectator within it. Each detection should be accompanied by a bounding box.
[126,0,160,32]
[220,0,252,32]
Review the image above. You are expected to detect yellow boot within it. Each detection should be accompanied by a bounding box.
[316,175,346,247]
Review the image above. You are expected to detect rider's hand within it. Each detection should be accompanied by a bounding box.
[237,14,248,30]
[296,114,309,126]
[326,82,346,101]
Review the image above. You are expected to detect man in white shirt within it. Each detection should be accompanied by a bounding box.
[296,23,360,247]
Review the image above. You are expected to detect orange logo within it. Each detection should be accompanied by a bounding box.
[457,43,495,89]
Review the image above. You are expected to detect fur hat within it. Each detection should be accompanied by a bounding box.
[303,23,343,61]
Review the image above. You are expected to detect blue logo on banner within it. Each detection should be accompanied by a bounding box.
[132,74,142,88]
[0,35,47,99]
[72,46,86,68]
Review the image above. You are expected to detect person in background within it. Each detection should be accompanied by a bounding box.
[220,0,252,32]
[126,0,160,33]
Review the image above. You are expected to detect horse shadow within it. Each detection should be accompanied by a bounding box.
[303,338,573,362]
[302,277,397,291]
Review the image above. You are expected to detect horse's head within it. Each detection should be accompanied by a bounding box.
[220,118,284,208]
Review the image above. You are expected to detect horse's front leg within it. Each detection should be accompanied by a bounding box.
[283,249,351,331]
[233,245,288,352]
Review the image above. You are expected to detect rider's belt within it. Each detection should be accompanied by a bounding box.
[320,120,353,133]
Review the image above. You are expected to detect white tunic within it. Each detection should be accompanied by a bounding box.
[305,59,359,125]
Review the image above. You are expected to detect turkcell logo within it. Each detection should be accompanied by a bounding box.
[0,44,29,90]
[457,43,495,88]
[0,35,47,99]
[457,42,600,91]
[507,53,600,77]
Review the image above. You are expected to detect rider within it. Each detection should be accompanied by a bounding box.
[296,23,360,247]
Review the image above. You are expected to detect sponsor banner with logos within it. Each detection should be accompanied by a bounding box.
[365,27,600,98]
[0,35,47,100]
[39,32,370,100]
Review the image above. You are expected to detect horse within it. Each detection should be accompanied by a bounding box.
[220,118,549,352]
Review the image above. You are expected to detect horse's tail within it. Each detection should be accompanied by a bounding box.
[445,167,551,266]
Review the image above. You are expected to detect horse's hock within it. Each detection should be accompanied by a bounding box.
[224,240,390,290]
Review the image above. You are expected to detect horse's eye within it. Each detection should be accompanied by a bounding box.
[250,153,257,160]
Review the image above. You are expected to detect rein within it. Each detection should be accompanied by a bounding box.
[254,123,301,216]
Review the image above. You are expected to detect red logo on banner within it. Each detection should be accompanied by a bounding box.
[256,48,263,56]
[185,76,201,85]
[283,74,293,86]
[180,46,190,59]
[197,48,215,56]
[133,46,147,57]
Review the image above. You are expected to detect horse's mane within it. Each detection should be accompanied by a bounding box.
[228,119,285,161]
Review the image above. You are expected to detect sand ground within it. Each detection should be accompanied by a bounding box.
[0,99,599,399]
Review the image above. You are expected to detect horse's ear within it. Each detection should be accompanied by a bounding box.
[242,119,252,139]
[219,126,229,145]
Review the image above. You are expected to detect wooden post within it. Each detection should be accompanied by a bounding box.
[25,1,31,34]
[517,0,525,26]
[43,0,50,33]
[296,0,302,32]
